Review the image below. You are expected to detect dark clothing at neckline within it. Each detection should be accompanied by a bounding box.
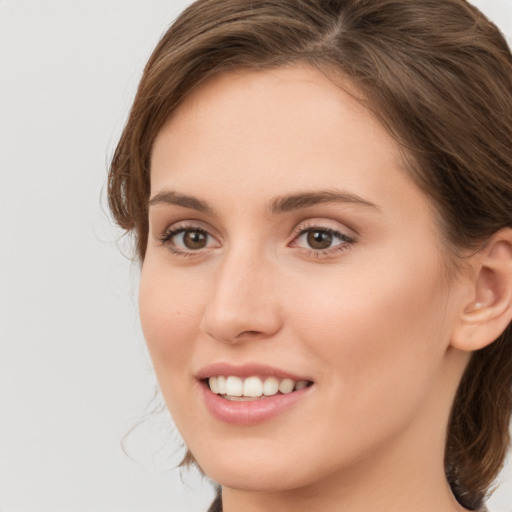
[207,490,222,512]
[206,494,489,512]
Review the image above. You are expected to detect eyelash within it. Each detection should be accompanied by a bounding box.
[158,223,214,258]
[289,223,355,258]
[158,222,356,259]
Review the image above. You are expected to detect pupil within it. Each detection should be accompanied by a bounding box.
[184,231,207,249]
[307,230,332,249]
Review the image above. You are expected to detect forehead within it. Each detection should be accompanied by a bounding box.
[153,65,389,158]
[150,65,428,222]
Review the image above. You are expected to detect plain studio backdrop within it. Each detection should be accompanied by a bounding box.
[1,1,511,511]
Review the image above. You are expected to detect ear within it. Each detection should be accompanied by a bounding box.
[450,229,512,352]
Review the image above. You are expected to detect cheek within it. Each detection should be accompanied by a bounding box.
[138,262,204,375]
[138,262,214,432]
[286,251,450,416]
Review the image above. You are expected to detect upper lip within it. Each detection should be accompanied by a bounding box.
[195,362,313,382]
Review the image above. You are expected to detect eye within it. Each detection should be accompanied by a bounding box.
[159,224,220,255]
[302,230,336,250]
[176,229,209,250]
[291,225,355,257]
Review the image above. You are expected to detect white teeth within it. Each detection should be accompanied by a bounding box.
[295,380,309,391]
[278,378,295,394]
[262,376,279,396]
[209,376,219,394]
[225,376,243,397]
[217,376,226,394]
[243,376,263,397]
[208,375,311,398]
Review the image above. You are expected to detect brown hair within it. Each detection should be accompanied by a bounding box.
[108,0,512,508]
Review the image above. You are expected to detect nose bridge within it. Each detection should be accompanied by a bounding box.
[200,242,281,343]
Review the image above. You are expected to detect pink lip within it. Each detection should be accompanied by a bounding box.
[199,381,312,425]
[195,362,314,426]
[195,362,312,381]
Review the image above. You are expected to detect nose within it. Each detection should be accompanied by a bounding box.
[199,248,283,344]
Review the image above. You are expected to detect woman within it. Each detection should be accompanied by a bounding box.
[108,0,512,510]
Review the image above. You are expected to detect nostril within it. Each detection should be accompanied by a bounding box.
[237,330,261,337]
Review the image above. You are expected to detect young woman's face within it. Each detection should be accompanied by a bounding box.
[140,66,469,492]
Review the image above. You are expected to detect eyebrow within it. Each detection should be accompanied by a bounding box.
[268,189,379,214]
[148,188,379,215]
[148,190,214,214]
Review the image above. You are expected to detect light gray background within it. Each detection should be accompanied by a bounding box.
[1,1,511,511]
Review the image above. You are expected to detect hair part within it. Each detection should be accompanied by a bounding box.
[108,1,512,508]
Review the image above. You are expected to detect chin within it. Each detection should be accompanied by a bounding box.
[187,435,334,493]
[202,461,312,493]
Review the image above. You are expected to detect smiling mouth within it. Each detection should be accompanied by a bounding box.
[206,375,313,401]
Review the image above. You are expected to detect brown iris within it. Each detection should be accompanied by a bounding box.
[182,230,208,249]
[307,230,333,249]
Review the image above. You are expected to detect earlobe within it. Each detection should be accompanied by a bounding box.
[451,229,512,352]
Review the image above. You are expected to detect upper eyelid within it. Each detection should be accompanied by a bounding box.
[158,229,353,260]
[294,226,352,239]
[157,219,220,239]
[158,225,220,256]
[156,218,357,245]
[290,219,357,239]
[291,228,355,249]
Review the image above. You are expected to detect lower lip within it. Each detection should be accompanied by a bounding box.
[199,382,312,425]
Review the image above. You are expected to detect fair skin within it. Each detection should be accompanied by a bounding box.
[139,65,500,512]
